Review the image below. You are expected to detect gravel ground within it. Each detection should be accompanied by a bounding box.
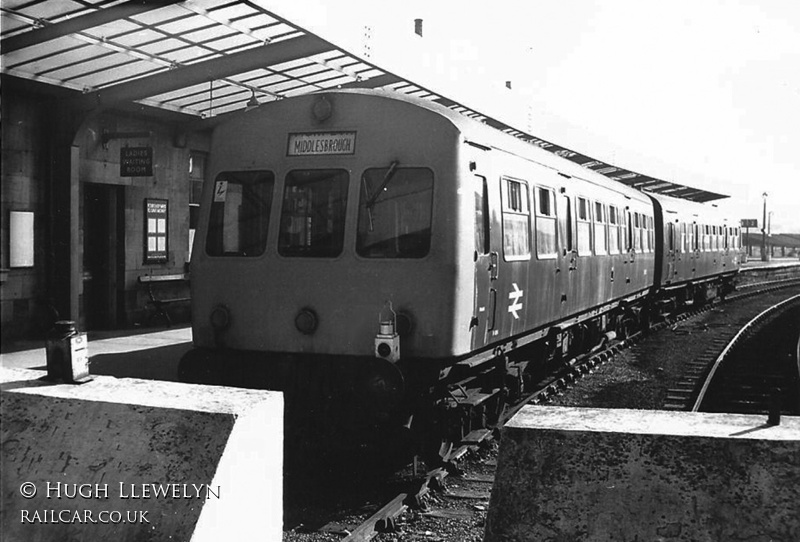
[551,287,799,409]
[284,286,800,542]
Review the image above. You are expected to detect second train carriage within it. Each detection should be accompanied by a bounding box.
[650,193,740,307]
[181,89,737,430]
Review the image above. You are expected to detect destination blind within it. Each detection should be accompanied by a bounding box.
[287,132,356,156]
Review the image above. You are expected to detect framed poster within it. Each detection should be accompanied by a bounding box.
[144,199,168,263]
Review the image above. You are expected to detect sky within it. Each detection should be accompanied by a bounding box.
[270,1,800,233]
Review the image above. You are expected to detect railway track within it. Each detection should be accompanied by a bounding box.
[660,287,800,412]
[292,271,800,541]
[691,294,800,416]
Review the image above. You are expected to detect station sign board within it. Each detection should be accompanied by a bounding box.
[121,147,153,177]
[740,219,758,228]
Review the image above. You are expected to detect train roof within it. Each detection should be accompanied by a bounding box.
[647,191,734,224]
[323,88,727,205]
[312,89,652,203]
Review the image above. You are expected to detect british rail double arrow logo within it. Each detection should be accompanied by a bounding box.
[508,283,524,319]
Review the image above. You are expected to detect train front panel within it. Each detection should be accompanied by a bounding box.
[189,91,476,363]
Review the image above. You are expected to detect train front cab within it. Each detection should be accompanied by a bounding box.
[181,91,499,430]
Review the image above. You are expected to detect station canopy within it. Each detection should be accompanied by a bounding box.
[1,0,727,202]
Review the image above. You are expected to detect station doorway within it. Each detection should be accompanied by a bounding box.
[83,183,125,329]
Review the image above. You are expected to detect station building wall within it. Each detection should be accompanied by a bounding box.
[1,85,210,342]
[1,92,50,341]
[75,111,209,329]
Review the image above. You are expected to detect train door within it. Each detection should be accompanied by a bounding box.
[666,221,676,284]
[83,183,125,329]
[559,191,578,318]
[564,193,598,317]
[471,174,498,350]
[691,223,699,278]
[624,208,635,285]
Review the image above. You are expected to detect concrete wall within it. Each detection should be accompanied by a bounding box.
[1,367,282,541]
[486,406,800,542]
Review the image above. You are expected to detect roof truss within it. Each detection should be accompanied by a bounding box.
[0,1,727,202]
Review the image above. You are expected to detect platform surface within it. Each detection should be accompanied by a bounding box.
[1,325,191,382]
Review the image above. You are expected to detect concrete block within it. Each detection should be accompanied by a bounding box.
[485,406,800,542]
[1,367,282,541]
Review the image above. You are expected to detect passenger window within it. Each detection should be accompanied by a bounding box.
[608,206,620,254]
[632,213,641,251]
[576,197,591,255]
[501,177,531,260]
[594,202,607,254]
[279,169,348,257]
[535,186,557,258]
[680,223,686,252]
[206,170,274,257]
[357,166,433,258]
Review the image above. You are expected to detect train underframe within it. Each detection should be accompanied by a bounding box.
[178,272,738,464]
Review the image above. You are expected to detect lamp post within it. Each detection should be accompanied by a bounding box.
[761,192,769,261]
[768,211,774,257]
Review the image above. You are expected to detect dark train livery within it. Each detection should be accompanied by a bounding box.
[180,89,740,435]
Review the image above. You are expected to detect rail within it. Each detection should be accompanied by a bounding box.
[691,293,800,412]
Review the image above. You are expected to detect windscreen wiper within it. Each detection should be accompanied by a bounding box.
[365,160,399,210]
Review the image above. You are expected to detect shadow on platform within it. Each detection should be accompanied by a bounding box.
[89,343,189,382]
[1,325,191,383]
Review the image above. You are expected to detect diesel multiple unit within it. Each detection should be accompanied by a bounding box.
[180,89,740,434]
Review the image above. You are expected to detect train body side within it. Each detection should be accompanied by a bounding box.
[190,89,666,366]
[649,193,740,301]
[464,138,657,355]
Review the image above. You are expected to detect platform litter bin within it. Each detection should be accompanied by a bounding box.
[45,320,91,383]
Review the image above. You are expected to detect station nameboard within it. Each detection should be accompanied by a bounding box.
[287,131,356,156]
[740,219,758,228]
[121,147,153,176]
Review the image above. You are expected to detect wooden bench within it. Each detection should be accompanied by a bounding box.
[137,273,190,326]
